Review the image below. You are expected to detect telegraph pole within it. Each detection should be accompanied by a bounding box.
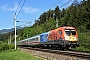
[10,34,11,44]
[14,12,31,49]
[8,38,9,44]
[27,33,28,38]
[14,13,16,50]
[56,17,58,28]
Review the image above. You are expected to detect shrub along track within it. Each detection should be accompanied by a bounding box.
[18,46,90,60]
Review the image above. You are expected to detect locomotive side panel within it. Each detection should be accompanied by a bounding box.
[48,27,65,41]
[40,32,48,43]
[55,27,65,40]
[48,30,55,41]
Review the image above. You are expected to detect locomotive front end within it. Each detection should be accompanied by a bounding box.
[63,27,80,48]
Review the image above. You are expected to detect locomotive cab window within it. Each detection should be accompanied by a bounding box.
[65,29,76,35]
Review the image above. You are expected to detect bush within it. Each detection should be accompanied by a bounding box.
[0,43,9,51]
[0,43,15,52]
[9,44,15,49]
[75,32,90,52]
[75,46,90,52]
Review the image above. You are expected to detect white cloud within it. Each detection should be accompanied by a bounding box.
[0,5,8,10]
[0,2,40,13]
[7,2,18,11]
[0,2,18,11]
[23,7,40,13]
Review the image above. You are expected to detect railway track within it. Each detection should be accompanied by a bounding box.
[19,47,90,60]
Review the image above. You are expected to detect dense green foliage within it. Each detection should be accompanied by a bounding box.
[0,50,43,60]
[0,0,90,51]
[0,43,14,52]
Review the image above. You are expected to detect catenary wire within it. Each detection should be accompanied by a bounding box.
[45,0,63,11]
[15,0,21,13]
[16,0,26,18]
[60,0,72,8]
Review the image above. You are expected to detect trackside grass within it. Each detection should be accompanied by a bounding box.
[0,49,43,60]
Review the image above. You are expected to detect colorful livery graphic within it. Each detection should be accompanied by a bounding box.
[17,26,80,49]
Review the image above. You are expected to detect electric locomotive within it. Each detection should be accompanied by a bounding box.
[47,26,79,48]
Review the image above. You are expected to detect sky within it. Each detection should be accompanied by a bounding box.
[0,0,83,30]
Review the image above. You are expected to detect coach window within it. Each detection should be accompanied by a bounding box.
[60,30,62,35]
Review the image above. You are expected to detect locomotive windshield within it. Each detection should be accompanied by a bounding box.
[65,29,76,35]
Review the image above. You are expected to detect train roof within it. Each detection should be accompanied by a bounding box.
[27,35,40,40]
[62,26,75,29]
[40,32,49,35]
[17,39,27,42]
[17,32,49,43]
[17,35,40,43]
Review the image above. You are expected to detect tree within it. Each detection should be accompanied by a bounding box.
[54,6,61,20]
[39,12,47,24]
[47,9,54,20]
[61,8,66,18]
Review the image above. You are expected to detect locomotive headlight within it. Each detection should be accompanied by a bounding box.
[74,37,76,40]
[64,35,69,40]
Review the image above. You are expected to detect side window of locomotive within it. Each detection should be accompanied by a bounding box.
[60,30,62,35]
